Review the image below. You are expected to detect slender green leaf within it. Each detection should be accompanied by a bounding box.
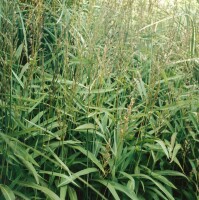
[0,185,15,200]
[155,140,169,159]
[68,187,77,200]
[97,180,120,200]
[70,145,105,174]
[18,182,60,200]
[58,168,98,187]
[170,144,181,163]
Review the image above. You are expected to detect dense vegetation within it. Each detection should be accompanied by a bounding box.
[0,0,198,199]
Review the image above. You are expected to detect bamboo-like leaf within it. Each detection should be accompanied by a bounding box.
[173,157,184,172]
[68,187,77,200]
[14,43,23,60]
[97,180,120,200]
[70,145,105,174]
[13,191,30,200]
[170,132,177,156]
[0,185,15,200]
[189,159,198,180]
[39,171,78,187]
[60,183,67,200]
[28,111,46,127]
[154,170,188,180]
[27,94,47,114]
[0,133,39,168]
[19,159,40,184]
[12,70,24,89]
[149,191,160,200]
[132,174,175,200]
[189,112,198,131]
[120,172,136,191]
[111,181,140,200]
[58,168,97,187]
[170,144,181,163]
[24,119,61,140]
[47,147,71,175]
[134,78,147,99]
[75,123,96,130]
[19,63,29,79]
[155,140,169,159]
[78,88,115,94]
[151,172,176,189]
[148,187,168,200]
[18,182,60,200]
[49,140,82,150]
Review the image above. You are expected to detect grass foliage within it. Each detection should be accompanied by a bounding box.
[0,0,199,199]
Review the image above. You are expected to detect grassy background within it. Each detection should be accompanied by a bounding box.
[0,0,198,199]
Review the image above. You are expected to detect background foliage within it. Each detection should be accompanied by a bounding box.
[0,0,198,199]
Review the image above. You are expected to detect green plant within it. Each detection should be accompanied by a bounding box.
[0,0,198,199]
